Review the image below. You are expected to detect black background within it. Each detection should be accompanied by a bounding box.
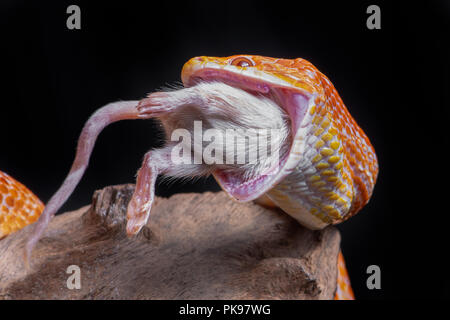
[1,0,448,300]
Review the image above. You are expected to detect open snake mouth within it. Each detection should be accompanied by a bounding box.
[185,68,312,201]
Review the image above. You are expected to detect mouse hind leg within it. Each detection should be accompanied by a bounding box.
[126,144,209,235]
[126,148,168,235]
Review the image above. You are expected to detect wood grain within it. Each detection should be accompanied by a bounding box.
[0,184,340,299]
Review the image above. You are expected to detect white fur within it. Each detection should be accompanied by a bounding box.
[156,82,291,181]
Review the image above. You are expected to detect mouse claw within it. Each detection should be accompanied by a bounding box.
[137,92,173,118]
[126,150,159,236]
[126,196,152,236]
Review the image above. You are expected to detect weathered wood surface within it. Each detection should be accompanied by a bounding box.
[0,184,340,299]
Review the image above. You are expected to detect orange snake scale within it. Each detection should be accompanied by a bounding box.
[0,171,44,238]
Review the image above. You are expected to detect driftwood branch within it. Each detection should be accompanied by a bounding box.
[0,184,340,299]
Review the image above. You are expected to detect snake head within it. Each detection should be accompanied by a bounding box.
[182,55,378,229]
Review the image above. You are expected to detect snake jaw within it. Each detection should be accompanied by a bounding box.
[211,91,314,202]
[183,66,315,202]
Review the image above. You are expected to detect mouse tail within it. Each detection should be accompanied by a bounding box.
[25,100,141,264]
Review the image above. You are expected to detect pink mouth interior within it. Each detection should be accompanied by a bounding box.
[187,69,310,201]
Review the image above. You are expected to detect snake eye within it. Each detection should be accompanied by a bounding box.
[230,57,255,67]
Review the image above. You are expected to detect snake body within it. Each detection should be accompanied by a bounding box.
[0,55,378,300]
[0,171,43,238]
